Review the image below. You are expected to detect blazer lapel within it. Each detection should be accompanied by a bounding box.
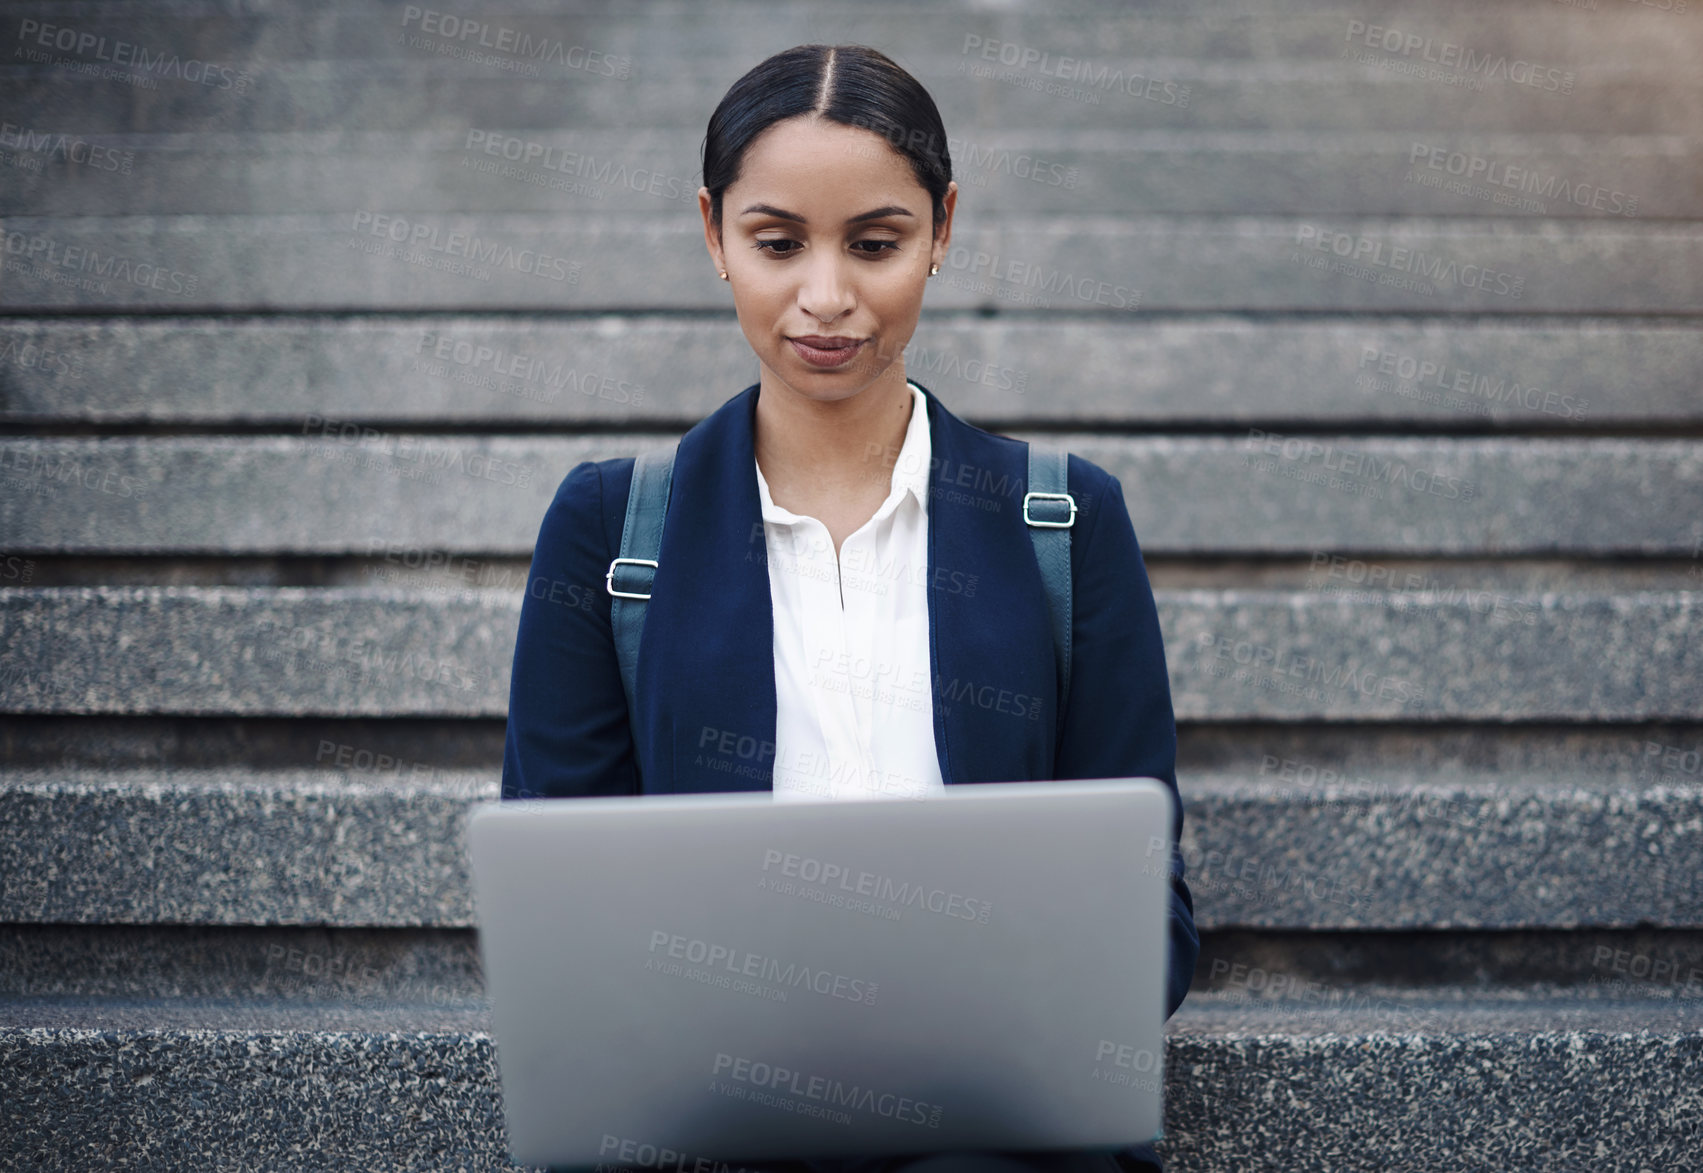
[635,384,777,794]
[917,383,1058,787]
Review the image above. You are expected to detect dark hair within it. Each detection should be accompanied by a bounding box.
[701,44,953,233]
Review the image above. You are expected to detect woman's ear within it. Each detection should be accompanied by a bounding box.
[698,186,726,278]
[931,180,959,274]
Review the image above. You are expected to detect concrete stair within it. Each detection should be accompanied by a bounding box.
[2,0,1700,1169]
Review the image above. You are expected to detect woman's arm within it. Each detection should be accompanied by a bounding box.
[501,459,640,800]
[1054,460,1200,1019]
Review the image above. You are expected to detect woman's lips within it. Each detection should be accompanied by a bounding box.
[788,336,867,369]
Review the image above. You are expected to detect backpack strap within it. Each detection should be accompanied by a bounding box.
[606,445,675,739]
[1023,442,1076,721]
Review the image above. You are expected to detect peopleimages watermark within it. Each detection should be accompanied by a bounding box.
[692,722,942,799]
[1341,20,1575,94]
[958,34,1191,108]
[805,648,932,713]
[254,616,490,695]
[0,335,83,380]
[462,129,695,204]
[362,541,598,611]
[1355,345,1587,422]
[1587,945,1703,998]
[759,847,994,925]
[1293,225,1525,300]
[1243,428,1479,503]
[2,229,200,297]
[860,443,1032,516]
[646,930,879,1006]
[774,755,937,802]
[0,447,143,502]
[1206,960,1455,1031]
[347,211,580,285]
[412,331,646,405]
[901,340,1029,394]
[747,521,980,601]
[595,1133,759,1173]
[262,940,482,1005]
[1144,835,1370,910]
[14,18,256,92]
[0,123,134,174]
[1091,1039,1162,1094]
[303,413,536,489]
[710,1053,944,1129]
[314,738,472,785]
[1306,553,1540,627]
[0,553,37,584]
[1257,753,1482,830]
[398,6,630,78]
[938,242,1140,311]
[1197,631,1428,708]
[845,117,1080,193]
[1405,143,1638,217]
[1638,739,1702,784]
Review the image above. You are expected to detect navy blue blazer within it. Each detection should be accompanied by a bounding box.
[501,380,1199,1025]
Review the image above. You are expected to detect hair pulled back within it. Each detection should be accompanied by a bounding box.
[701,44,953,232]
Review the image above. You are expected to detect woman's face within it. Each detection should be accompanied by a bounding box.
[700,116,956,406]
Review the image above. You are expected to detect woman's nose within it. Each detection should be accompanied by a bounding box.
[797,254,856,323]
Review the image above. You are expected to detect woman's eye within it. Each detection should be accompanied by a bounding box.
[752,239,900,258]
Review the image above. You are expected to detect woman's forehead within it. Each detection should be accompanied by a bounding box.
[729,117,930,217]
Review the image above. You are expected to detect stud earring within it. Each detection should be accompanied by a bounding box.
[929,263,939,276]
[719,270,728,280]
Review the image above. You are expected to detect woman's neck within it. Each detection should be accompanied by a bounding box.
[753,365,917,543]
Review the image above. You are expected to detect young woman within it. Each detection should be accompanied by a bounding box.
[502,44,1197,1173]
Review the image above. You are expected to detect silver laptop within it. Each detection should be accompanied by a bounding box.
[467,779,1174,1170]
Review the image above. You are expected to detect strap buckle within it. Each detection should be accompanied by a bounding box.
[605,557,659,600]
[1022,491,1077,529]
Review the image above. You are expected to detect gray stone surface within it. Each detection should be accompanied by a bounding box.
[3,765,1698,929]
[1192,927,1703,998]
[0,997,1698,1172]
[1158,1000,1703,1172]
[1178,772,1703,929]
[0,1002,521,1172]
[12,922,1702,1003]
[2,587,1700,720]
[6,50,1698,137]
[4,316,1696,427]
[5,436,1699,556]
[0,0,1694,75]
[0,587,518,717]
[3,214,1700,312]
[1,924,486,1002]
[0,767,486,926]
[7,128,1696,218]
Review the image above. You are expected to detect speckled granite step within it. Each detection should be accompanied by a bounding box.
[3,588,1698,720]
[11,923,1703,1005]
[8,47,1698,137]
[2,765,1697,930]
[6,436,1700,556]
[4,214,1700,313]
[1,996,1697,1172]
[7,128,1696,219]
[3,0,1695,78]
[5,316,1696,429]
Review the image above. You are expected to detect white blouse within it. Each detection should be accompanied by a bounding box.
[754,381,946,802]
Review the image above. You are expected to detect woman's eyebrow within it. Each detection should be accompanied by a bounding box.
[739,203,915,224]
